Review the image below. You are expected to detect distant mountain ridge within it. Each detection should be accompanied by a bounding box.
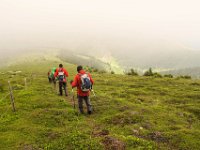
[111,48,200,70]
[1,46,200,77]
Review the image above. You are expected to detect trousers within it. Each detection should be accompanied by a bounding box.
[78,95,92,113]
[59,82,68,96]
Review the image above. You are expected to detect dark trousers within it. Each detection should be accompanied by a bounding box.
[59,82,68,96]
[48,77,52,83]
[52,77,56,89]
[78,96,92,113]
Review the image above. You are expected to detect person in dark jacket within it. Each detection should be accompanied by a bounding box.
[71,65,94,114]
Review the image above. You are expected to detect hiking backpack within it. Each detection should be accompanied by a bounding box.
[58,68,65,82]
[79,73,91,92]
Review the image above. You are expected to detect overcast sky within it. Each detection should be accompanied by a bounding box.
[0,0,200,54]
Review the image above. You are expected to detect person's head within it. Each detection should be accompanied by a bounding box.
[59,64,63,68]
[77,65,83,72]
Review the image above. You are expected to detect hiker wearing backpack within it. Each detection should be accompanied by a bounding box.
[48,69,52,83]
[70,65,94,114]
[50,67,57,89]
[54,64,69,96]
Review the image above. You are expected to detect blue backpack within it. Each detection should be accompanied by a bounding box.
[79,73,91,92]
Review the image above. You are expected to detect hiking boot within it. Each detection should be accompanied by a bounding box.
[88,111,92,115]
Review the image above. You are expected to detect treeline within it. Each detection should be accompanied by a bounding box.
[126,68,192,79]
[84,66,192,79]
[125,68,192,79]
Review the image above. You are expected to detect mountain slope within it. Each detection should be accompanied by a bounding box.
[0,59,200,149]
[59,49,124,74]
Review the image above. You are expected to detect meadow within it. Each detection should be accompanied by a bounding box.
[0,60,200,150]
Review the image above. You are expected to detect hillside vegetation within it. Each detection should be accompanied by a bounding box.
[0,59,200,150]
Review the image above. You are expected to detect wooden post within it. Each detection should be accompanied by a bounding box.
[8,81,16,112]
[24,78,27,90]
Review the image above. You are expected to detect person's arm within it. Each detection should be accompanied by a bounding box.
[54,69,58,78]
[71,75,78,88]
[88,73,94,85]
[64,69,69,77]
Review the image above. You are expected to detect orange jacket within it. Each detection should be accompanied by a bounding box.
[71,70,94,96]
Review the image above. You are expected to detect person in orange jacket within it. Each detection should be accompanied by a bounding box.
[71,65,94,114]
[54,64,69,96]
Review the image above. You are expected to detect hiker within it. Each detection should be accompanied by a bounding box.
[50,67,57,89]
[70,65,94,114]
[48,69,52,83]
[54,64,69,96]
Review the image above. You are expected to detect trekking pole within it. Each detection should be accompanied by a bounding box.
[72,88,76,109]
[90,87,96,112]
[91,89,96,97]
[91,85,96,97]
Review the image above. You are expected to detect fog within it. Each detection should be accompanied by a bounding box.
[0,0,200,58]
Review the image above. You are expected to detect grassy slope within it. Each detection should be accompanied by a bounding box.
[0,60,200,150]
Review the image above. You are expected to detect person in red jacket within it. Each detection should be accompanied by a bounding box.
[54,64,69,96]
[71,65,94,114]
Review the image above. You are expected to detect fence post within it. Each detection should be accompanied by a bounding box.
[8,81,16,112]
[24,78,27,90]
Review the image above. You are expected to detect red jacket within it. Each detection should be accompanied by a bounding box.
[71,70,94,96]
[54,68,69,82]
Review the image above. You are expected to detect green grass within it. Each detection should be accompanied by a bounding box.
[0,60,200,150]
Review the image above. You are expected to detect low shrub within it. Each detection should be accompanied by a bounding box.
[153,73,162,78]
[164,74,173,78]
[177,75,191,79]
[126,69,138,76]
[143,68,153,76]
